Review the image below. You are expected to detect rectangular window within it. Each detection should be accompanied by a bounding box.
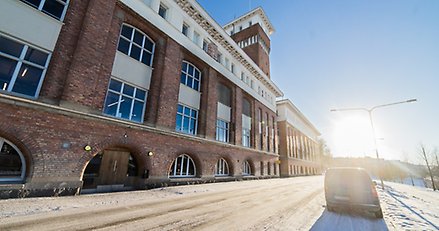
[193,31,200,46]
[240,72,245,81]
[216,119,229,143]
[239,26,243,31]
[203,40,208,52]
[249,21,252,27]
[258,109,263,150]
[20,0,69,21]
[225,58,230,70]
[216,52,222,63]
[266,112,270,151]
[0,35,50,98]
[176,104,198,135]
[103,78,147,123]
[242,128,251,147]
[158,3,168,19]
[231,63,235,74]
[182,23,189,36]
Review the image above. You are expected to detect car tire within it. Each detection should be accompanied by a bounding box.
[374,210,383,219]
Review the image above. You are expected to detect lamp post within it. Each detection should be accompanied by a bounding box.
[330,99,417,189]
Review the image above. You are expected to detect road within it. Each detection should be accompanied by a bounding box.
[1,176,427,231]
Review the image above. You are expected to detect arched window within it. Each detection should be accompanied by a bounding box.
[169,154,196,177]
[180,61,201,91]
[117,24,155,66]
[0,138,26,182]
[242,160,251,176]
[215,158,229,176]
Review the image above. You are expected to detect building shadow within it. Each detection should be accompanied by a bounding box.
[310,209,389,231]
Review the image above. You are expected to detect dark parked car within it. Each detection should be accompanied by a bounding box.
[324,167,383,218]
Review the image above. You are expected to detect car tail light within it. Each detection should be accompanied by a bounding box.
[371,184,378,198]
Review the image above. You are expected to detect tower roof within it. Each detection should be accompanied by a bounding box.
[223,7,275,35]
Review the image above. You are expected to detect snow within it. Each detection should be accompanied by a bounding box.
[380,182,439,231]
[0,177,438,230]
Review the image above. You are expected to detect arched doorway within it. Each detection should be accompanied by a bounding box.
[82,148,140,192]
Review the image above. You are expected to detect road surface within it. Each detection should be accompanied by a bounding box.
[2,176,434,230]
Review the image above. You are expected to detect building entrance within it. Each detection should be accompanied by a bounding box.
[82,149,139,193]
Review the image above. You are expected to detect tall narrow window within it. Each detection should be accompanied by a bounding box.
[158,3,168,19]
[0,137,26,182]
[20,0,69,21]
[215,158,229,176]
[266,112,270,151]
[243,161,251,175]
[182,23,189,36]
[242,98,252,147]
[258,109,263,150]
[180,61,201,91]
[216,119,229,143]
[169,154,196,177]
[176,104,198,135]
[117,24,155,66]
[193,31,200,46]
[0,35,50,98]
[202,40,209,52]
[103,78,147,123]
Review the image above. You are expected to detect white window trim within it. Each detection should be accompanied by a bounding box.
[20,0,69,21]
[0,138,26,182]
[215,158,229,176]
[0,34,51,99]
[118,24,156,67]
[169,154,196,178]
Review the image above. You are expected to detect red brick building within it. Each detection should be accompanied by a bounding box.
[0,0,285,198]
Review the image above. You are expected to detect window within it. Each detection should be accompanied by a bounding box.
[216,52,222,63]
[103,78,147,123]
[215,158,229,176]
[202,40,209,52]
[169,154,196,177]
[225,58,230,70]
[0,35,50,98]
[242,98,252,147]
[239,26,243,31]
[117,24,155,66]
[0,137,26,182]
[266,112,270,151]
[243,161,251,175]
[158,3,167,19]
[231,63,235,74]
[240,72,245,81]
[258,109,263,150]
[242,128,251,147]
[193,31,200,46]
[180,61,201,91]
[249,21,252,27]
[20,0,69,20]
[176,104,198,135]
[182,23,189,36]
[216,119,229,143]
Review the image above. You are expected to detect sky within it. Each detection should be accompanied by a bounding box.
[196,0,439,164]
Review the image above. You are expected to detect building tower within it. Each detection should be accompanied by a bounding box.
[223,7,275,78]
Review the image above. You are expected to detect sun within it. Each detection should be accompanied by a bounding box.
[332,114,374,157]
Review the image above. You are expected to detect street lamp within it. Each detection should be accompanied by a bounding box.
[330,99,417,189]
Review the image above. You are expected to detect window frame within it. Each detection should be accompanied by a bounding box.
[242,160,252,175]
[0,34,51,99]
[242,128,251,147]
[20,0,69,21]
[117,24,155,67]
[102,78,148,123]
[0,137,26,183]
[215,119,230,143]
[215,158,230,176]
[169,154,196,178]
[175,104,198,135]
[158,3,168,19]
[180,61,201,91]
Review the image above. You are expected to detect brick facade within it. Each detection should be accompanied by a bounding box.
[0,1,282,198]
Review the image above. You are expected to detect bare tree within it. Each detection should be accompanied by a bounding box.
[420,144,436,191]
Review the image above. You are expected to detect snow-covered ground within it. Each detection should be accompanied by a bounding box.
[380,182,439,231]
[0,177,437,230]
